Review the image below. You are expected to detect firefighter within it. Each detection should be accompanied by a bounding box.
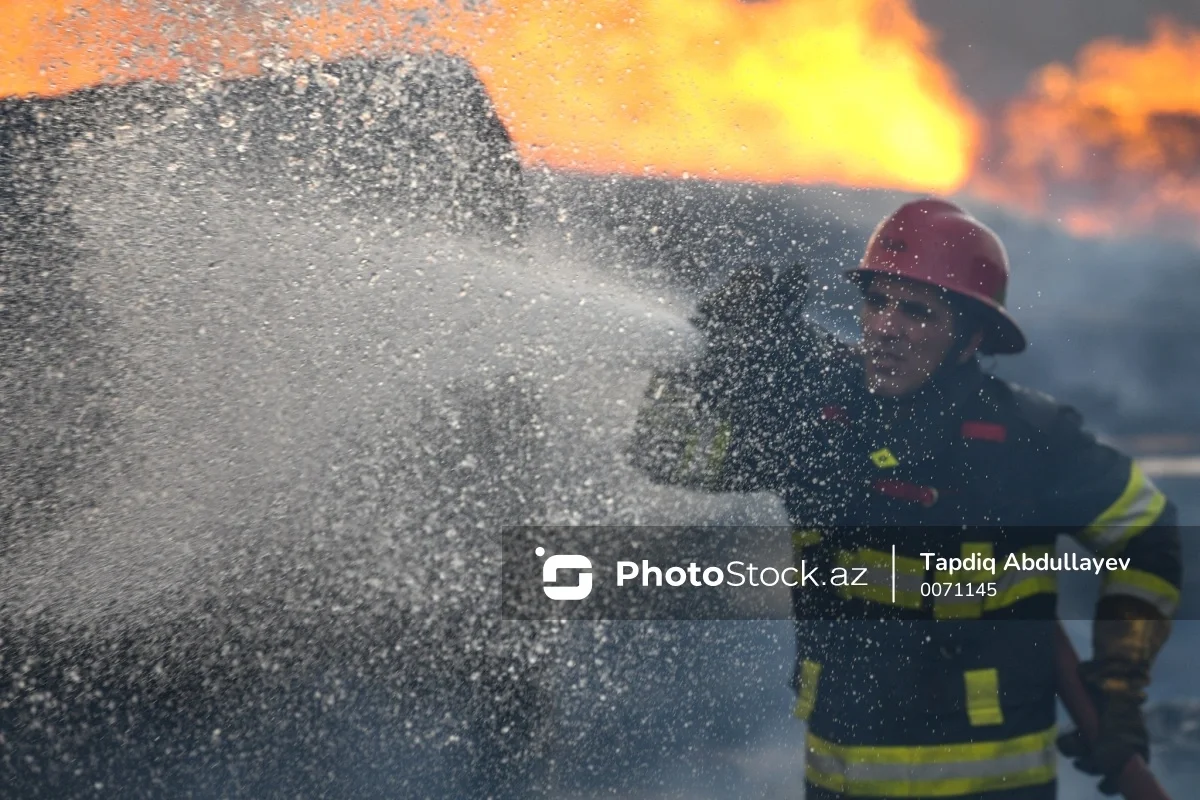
[629,198,1182,799]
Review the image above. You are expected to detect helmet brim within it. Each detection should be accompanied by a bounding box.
[975,305,1027,355]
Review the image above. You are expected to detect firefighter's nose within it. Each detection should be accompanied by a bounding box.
[863,305,898,339]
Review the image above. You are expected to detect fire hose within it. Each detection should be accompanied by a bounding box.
[1054,622,1172,800]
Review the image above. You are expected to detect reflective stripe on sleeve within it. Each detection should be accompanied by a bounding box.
[831,545,1060,615]
[1079,463,1167,556]
[793,529,824,570]
[805,726,1057,798]
[793,659,821,721]
[1102,568,1181,617]
[673,418,732,489]
[707,421,732,481]
[835,548,924,610]
[933,543,994,620]
[793,528,824,549]
[984,546,1057,613]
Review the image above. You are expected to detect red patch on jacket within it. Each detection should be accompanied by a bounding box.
[961,421,1007,443]
[872,479,939,508]
[821,405,850,424]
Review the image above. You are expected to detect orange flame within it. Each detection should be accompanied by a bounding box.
[457,0,979,190]
[977,17,1200,243]
[0,0,979,193]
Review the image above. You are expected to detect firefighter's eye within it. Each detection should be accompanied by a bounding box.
[899,300,934,320]
[863,292,888,311]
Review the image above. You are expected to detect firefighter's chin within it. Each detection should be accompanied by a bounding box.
[865,356,930,397]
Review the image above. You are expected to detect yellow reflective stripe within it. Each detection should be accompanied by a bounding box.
[830,545,1063,615]
[672,419,732,487]
[793,659,821,721]
[835,549,924,610]
[932,567,983,619]
[1011,545,1053,561]
[964,669,1004,726]
[793,529,823,570]
[676,433,698,476]
[808,726,1056,766]
[1080,463,1167,556]
[962,542,994,564]
[1102,569,1181,618]
[706,421,731,482]
[855,548,916,573]
[983,546,1057,613]
[805,727,1057,798]
[793,529,824,548]
[933,542,993,620]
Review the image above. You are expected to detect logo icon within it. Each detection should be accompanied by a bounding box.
[537,546,593,600]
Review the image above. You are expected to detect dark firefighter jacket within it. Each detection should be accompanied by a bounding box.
[629,327,1182,799]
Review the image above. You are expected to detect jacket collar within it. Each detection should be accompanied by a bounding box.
[855,358,987,430]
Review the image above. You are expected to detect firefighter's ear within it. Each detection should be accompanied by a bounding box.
[956,330,985,364]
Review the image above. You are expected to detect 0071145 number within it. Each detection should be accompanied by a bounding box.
[920,581,998,597]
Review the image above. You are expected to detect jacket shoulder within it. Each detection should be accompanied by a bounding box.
[973,375,1082,445]
[1008,382,1072,431]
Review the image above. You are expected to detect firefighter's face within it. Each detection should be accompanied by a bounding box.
[859,275,966,397]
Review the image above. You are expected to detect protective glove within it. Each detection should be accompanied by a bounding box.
[1057,596,1171,796]
[1056,679,1148,795]
[689,261,813,407]
[692,260,810,349]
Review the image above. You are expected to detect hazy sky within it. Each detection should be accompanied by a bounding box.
[912,0,1200,108]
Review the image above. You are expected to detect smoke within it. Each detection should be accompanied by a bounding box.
[913,0,1200,108]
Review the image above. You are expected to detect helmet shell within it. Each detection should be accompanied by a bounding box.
[847,198,1026,355]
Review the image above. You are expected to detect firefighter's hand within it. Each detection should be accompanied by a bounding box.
[1056,667,1149,796]
[692,261,809,347]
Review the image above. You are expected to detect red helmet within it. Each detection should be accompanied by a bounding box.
[847,198,1026,355]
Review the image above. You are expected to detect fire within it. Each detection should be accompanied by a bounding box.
[20,0,1200,244]
[456,0,978,190]
[0,0,978,193]
[977,17,1200,242]
[0,0,440,92]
